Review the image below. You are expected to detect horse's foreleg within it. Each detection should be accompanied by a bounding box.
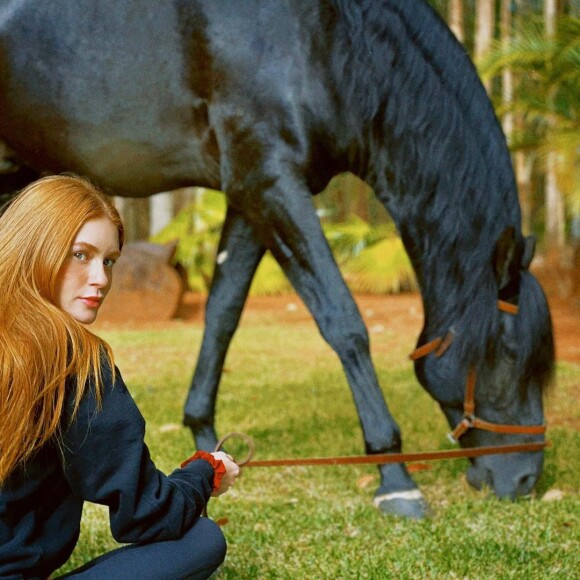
[183,206,265,451]
[242,178,429,518]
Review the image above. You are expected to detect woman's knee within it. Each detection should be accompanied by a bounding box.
[204,518,227,566]
[186,517,227,569]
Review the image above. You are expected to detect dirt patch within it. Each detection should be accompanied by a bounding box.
[541,294,579,364]
[171,291,579,365]
[532,253,580,364]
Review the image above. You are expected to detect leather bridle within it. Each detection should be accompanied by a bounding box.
[410,299,547,444]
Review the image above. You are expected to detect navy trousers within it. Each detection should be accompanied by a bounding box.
[57,517,226,580]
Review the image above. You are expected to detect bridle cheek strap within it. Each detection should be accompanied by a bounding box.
[410,300,547,444]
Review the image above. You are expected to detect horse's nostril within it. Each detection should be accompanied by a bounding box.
[516,473,537,497]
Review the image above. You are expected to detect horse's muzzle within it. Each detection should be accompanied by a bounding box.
[466,450,544,498]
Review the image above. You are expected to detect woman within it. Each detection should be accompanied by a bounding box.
[0,175,239,579]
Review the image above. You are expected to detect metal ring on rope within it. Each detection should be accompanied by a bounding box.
[213,431,256,466]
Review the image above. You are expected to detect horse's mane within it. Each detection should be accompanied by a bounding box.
[330,0,525,365]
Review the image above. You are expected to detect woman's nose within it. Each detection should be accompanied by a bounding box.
[89,261,110,288]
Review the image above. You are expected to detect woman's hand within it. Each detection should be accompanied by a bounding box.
[210,451,240,496]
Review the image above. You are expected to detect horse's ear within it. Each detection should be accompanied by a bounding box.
[521,235,536,270]
[492,226,516,289]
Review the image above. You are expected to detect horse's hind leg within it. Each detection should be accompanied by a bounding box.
[183,206,266,451]
[231,174,429,519]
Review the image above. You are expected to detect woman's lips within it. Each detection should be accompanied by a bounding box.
[80,297,101,308]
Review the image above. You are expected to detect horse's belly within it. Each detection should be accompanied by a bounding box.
[0,108,220,197]
[65,124,221,197]
[0,0,221,196]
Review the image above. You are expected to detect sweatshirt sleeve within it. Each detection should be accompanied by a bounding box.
[60,359,214,544]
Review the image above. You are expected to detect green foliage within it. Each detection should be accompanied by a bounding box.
[56,322,579,578]
[323,216,417,294]
[152,191,417,296]
[151,188,226,292]
[341,237,417,294]
[478,15,580,215]
[322,216,394,262]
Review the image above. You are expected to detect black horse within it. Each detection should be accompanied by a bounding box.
[0,0,554,518]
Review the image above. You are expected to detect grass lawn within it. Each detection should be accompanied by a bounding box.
[55,303,579,579]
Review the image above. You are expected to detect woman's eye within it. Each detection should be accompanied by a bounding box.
[73,252,87,260]
[104,258,116,268]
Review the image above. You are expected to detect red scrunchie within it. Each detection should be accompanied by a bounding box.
[181,451,227,492]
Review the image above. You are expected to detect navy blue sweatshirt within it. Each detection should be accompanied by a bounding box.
[0,360,215,580]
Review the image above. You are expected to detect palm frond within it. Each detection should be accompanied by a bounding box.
[341,238,417,295]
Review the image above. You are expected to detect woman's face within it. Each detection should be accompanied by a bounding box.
[55,217,121,324]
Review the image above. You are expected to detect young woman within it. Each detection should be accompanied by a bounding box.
[0,175,240,579]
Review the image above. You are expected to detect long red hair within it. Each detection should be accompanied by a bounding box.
[0,175,124,483]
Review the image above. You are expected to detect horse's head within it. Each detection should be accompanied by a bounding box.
[415,227,554,499]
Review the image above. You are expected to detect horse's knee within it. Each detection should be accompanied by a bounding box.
[321,314,370,361]
[183,405,213,430]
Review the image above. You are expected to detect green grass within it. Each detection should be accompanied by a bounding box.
[56,317,579,578]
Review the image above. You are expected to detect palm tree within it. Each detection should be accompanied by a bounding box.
[475,0,496,94]
[544,0,566,250]
[478,14,580,249]
[448,0,466,43]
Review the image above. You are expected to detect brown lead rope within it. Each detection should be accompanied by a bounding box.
[206,434,548,527]
[209,300,548,475]
[213,432,548,469]
[207,434,549,526]
[242,441,549,468]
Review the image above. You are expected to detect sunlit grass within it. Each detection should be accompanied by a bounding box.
[55,318,579,578]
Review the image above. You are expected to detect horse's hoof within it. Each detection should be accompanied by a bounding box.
[373,489,431,519]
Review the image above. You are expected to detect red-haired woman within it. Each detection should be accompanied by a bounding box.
[0,175,239,579]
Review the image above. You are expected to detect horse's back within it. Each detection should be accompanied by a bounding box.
[0,0,483,199]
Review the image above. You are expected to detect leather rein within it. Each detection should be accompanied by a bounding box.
[217,298,548,470]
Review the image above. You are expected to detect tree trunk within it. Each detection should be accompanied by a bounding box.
[545,153,566,249]
[515,150,533,236]
[475,0,496,93]
[149,191,174,237]
[545,0,557,36]
[500,0,513,139]
[448,0,465,44]
[512,0,535,239]
[115,197,150,242]
[113,196,125,214]
[501,0,526,235]
[544,0,566,250]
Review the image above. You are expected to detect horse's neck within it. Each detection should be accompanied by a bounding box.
[334,2,519,329]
